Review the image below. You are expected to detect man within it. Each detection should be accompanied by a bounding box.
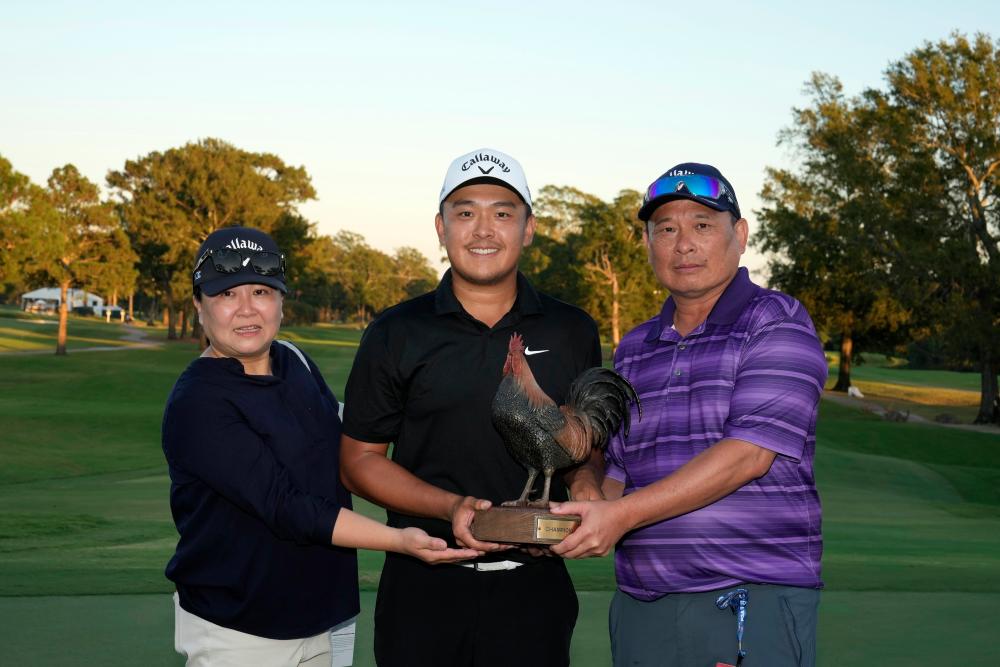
[340,148,603,667]
[552,163,827,666]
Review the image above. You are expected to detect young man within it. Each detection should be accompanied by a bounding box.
[552,163,827,667]
[340,148,602,667]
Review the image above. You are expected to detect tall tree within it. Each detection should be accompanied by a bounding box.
[757,33,1000,422]
[284,233,348,322]
[575,190,661,349]
[755,74,916,390]
[521,186,662,349]
[326,231,390,321]
[30,165,137,354]
[520,186,600,307]
[0,155,43,299]
[85,223,139,320]
[106,138,316,338]
[876,33,1000,423]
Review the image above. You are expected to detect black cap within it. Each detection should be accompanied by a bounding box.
[638,162,741,222]
[192,226,287,296]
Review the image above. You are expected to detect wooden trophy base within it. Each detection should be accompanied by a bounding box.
[471,506,581,545]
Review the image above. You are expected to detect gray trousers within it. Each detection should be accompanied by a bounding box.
[610,584,819,667]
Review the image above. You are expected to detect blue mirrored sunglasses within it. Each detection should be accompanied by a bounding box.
[645,174,728,203]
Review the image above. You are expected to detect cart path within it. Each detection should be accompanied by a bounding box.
[821,390,999,434]
[0,324,166,356]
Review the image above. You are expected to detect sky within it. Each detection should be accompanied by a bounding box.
[2,0,997,283]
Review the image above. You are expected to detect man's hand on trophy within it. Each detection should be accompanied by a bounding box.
[548,499,629,559]
[450,495,513,553]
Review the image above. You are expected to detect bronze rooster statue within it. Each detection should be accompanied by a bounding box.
[491,332,640,507]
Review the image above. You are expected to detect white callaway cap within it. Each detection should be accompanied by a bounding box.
[438,148,532,207]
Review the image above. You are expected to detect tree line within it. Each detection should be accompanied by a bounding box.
[1,32,997,424]
[0,139,661,355]
[0,139,441,350]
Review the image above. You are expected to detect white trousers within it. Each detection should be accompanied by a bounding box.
[174,593,354,667]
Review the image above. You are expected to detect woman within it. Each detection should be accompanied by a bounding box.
[163,226,478,666]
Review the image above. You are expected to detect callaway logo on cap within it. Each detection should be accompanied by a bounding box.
[225,237,264,252]
[439,148,532,207]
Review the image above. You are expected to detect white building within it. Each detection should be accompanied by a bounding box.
[20,287,105,313]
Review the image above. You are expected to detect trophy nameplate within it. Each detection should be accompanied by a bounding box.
[471,506,581,545]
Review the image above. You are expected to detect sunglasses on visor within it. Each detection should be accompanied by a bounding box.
[645,174,730,203]
[193,248,285,277]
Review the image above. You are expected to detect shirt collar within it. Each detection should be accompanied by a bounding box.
[645,267,756,342]
[434,269,542,316]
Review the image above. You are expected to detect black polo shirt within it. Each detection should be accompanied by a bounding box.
[342,269,601,543]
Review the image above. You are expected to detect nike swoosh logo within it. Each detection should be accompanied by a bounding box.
[242,257,251,266]
[524,347,549,356]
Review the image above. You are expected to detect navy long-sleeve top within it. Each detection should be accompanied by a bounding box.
[162,341,359,639]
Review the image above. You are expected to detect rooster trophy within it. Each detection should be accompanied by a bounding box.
[491,333,641,507]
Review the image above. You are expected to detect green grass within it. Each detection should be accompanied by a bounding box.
[0,348,193,483]
[0,306,143,352]
[828,351,982,393]
[1,591,994,666]
[827,351,985,423]
[0,327,998,664]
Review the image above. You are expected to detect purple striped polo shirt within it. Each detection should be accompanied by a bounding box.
[605,267,826,600]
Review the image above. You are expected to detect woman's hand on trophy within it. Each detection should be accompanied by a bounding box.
[396,527,481,564]
[548,499,629,559]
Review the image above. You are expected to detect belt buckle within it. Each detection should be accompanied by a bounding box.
[460,560,522,572]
